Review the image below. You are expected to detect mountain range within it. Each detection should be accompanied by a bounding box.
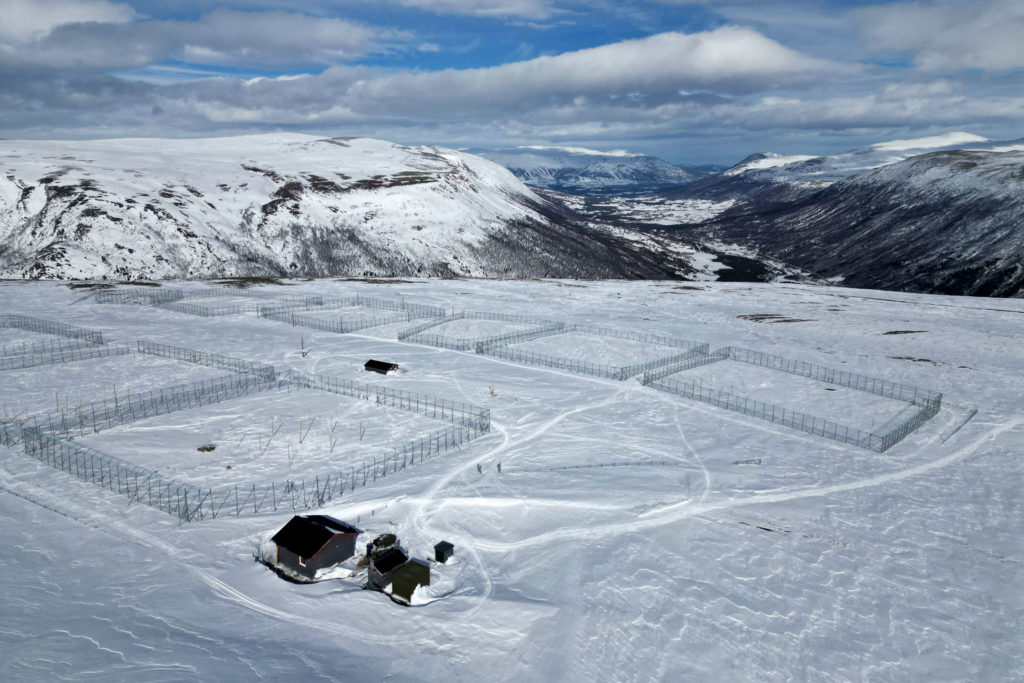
[470,145,705,194]
[663,132,1024,297]
[2,131,1021,297]
[0,134,787,282]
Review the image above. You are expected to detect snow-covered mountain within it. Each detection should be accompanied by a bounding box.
[671,132,1022,204]
[0,134,716,281]
[471,145,696,194]
[702,148,1024,296]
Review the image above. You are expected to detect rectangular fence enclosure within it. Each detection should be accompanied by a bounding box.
[643,347,941,452]
[7,343,491,522]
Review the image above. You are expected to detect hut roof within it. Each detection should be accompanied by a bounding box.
[272,515,360,560]
[372,547,409,575]
[364,359,398,373]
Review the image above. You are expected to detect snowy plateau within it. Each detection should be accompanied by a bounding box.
[1,277,1022,682]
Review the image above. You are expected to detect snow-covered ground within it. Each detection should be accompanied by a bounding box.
[2,278,1022,682]
[586,195,736,225]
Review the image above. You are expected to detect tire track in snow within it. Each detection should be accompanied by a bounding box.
[465,416,1021,553]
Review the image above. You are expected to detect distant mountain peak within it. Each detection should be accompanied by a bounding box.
[515,145,643,158]
[869,131,989,152]
[472,145,694,194]
[724,152,819,176]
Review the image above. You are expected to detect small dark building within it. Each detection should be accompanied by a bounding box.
[367,547,408,590]
[391,558,430,603]
[271,515,361,581]
[364,359,399,375]
[434,540,454,564]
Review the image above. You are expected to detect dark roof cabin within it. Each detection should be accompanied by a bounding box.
[271,515,361,581]
[434,540,454,564]
[364,359,399,375]
[390,558,430,604]
[367,547,408,590]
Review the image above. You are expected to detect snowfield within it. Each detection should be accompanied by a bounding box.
[1,278,1022,682]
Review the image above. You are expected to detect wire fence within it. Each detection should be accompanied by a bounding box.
[0,341,132,373]
[401,311,564,351]
[354,295,444,319]
[283,369,490,431]
[13,375,491,523]
[31,373,282,442]
[0,314,104,345]
[397,312,462,340]
[258,307,411,334]
[476,327,707,381]
[473,323,569,353]
[640,348,727,384]
[643,348,942,452]
[721,346,942,407]
[569,324,704,351]
[96,287,323,308]
[135,340,278,380]
[157,301,254,318]
[1,336,98,360]
[6,338,491,521]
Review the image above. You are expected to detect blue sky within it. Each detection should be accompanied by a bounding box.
[1,0,1022,163]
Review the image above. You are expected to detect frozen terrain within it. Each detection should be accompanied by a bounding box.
[1,278,1022,682]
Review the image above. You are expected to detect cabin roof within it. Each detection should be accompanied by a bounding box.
[272,515,360,560]
[372,547,409,575]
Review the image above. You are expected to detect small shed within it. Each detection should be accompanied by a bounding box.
[367,547,408,590]
[271,515,361,581]
[364,359,399,375]
[391,558,430,603]
[434,540,454,564]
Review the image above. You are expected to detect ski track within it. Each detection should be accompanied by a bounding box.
[4,352,1006,648]
[0,462,423,647]
[466,415,1020,553]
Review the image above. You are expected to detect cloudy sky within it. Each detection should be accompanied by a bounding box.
[2,0,1022,163]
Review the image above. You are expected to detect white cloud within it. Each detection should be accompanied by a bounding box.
[1,8,408,70]
[338,26,855,115]
[394,0,556,19]
[0,0,135,42]
[858,0,1024,71]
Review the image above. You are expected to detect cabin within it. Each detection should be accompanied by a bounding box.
[367,547,408,590]
[390,558,431,604]
[434,540,454,564]
[364,359,399,375]
[271,515,361,581]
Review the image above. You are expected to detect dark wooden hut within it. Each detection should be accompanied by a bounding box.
[271,515,361,581]
[364,359,399,375]
[434,540,454,564]
[367,547,408,590]
[391,558,431,603]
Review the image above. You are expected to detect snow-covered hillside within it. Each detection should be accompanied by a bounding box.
[0,134,704,280]
[472,145,695,194]
[1,278,1022,681]
[672,131,1022,203]
[704,149,1024,296]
